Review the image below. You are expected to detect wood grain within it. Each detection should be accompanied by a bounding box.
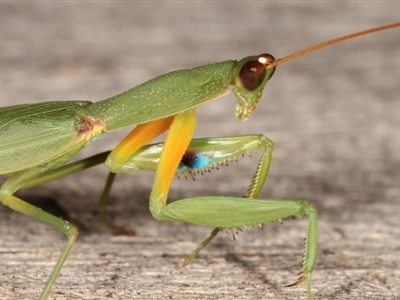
[1,3,399,299]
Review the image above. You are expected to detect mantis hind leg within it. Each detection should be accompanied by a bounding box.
[0,192,78,300]
[0,146,87,300]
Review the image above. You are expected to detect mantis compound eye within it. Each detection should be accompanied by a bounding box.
[239,53,275,91]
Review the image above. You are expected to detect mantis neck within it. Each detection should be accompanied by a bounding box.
[83,60,236,132]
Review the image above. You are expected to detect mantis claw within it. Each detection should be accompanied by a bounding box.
[285,272,313,300]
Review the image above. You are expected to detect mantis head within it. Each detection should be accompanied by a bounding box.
[231,54,276,121]
[230,22,400,122]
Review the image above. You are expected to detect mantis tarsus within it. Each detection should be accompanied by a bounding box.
[1,22,399,300]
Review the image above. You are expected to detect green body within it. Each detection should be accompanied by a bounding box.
[0,54,316,300]
[0,60,236,174]
[85,60,237,130]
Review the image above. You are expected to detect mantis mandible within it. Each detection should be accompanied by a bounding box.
[1,22,399,300]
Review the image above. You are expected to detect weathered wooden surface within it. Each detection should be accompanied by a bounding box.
[1,3,400,300]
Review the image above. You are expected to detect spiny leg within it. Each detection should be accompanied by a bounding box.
[144,111,318,299]
[181,134,274,267]
[98,134,274,237]
[102,109,318,298]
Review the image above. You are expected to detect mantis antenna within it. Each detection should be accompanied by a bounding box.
[272,22,400,67]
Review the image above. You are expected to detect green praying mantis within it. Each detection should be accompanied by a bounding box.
[1,22,400,300]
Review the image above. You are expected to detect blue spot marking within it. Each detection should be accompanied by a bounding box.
[189,154,210,170]
[178,150,211,171]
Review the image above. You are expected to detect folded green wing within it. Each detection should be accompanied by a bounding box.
[0,101,92,174]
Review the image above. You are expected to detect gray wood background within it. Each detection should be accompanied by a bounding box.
[1,2,399,300]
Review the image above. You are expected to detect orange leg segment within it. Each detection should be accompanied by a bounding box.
[150,109,197,213]
[106,117,174,172]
